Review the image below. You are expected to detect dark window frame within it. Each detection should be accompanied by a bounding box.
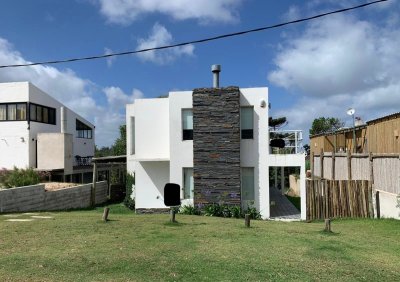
[240,106,254,140]
[0,102,28,122]
[182,108,193,141]
[29,102,56,125]
[76,119,93,139]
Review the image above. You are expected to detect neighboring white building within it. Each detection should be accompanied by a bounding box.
[0,82,95,180]
[126,68,305,219]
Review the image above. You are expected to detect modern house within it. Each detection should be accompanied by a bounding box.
[0,82,95,182]
[126,66,306,219]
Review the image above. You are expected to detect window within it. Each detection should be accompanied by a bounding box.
[183,168,194,199]
[182,109,193,140]
[0,105,6,120]
[76,119,93,139]
[130,117,135,155]
[29,103,56,125]
[0,103,27,121]
[16,104,26,120]
[241,167,254,201]
[241,107,253,139]
[7,104,17,120]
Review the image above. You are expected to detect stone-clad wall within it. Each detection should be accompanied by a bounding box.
[192,87,241,206]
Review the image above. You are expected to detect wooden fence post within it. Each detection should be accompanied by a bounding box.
[102,207,110,222]
[320,149,324,179]
[245,214,251,228]
[324,218,331,232]
[368,152,375,218]
[331,150,336,180]
[91,162,97,207]
[375,191,380,219]
[347,150,352,181]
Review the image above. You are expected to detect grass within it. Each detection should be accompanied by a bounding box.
[0,203,399,281]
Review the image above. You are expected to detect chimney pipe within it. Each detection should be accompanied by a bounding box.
[211,64,221,88]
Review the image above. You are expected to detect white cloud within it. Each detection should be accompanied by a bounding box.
[136,23,194,64]
[104,47,116,67]
[104,86,143,111]
[268,12,400,141]
[95,0,241,25]
[0,37,139,147]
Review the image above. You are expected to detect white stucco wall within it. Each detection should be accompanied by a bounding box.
[240,87,269,219]
[378,190,400,219]
[0,82,94,170]
[126,104,136,174]
[135,161,170,209]
[169,91,193,201]
[134,98,170,161]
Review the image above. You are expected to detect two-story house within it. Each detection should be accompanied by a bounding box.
[0,82,95,182]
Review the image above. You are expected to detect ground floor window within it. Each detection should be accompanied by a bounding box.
[241,167,254,201]
[183,168,194,199]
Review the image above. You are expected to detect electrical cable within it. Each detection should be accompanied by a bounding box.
[0,0,388,69]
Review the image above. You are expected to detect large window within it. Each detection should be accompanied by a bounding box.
[183,168,194,199]
[29,103,56,125]
[241,167,254,201]
[241,107,254,139]
[182,109,193,141]
[0,103,27,121]
[76,119,93,139]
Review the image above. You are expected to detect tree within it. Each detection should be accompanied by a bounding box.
[309,117,344,136]
[269,117,287,130]
[95,124,126,157]
[112,125,126,155]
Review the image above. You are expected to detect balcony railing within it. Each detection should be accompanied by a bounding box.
[270,130,303,154]
[74,155,93,166]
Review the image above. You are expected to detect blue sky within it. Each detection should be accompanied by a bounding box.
[0,0,398,146]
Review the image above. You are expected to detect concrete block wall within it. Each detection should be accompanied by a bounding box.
[0,181,108,213]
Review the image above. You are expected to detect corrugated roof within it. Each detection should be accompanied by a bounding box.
[366,112,400,125]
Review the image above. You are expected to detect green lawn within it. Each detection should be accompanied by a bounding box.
[0,203,399,281]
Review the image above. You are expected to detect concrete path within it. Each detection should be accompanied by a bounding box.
[269,186,300,220]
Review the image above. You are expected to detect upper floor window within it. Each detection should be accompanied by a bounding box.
[30,103,56,125]
[0,103,27,121]
[76,119,93,139]
[182,109,193,140]
[241,107,254,139]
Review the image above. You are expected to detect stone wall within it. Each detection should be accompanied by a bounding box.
[192,87,241,206]
[0,181,108,213]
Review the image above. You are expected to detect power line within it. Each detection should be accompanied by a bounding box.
[0,0,388,69]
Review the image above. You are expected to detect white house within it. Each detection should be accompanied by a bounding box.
[126,66,306,219]
[0,82,95,181]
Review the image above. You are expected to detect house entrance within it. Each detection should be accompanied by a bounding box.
[269,166,301,219]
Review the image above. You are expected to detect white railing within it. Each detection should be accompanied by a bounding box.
[270,130,303,154]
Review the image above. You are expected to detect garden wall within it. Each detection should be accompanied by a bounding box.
[0,181,108,213]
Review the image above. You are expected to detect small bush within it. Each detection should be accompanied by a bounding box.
[182,203,262,220]
[123,173,135,210]
[179,205,201,215]
[1,167,40,188]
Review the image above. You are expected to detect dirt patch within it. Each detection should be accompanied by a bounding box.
[44,182,79,191]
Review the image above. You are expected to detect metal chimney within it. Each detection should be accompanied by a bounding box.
[211,64,221,88]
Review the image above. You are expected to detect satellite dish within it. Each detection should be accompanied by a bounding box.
[347,108,355,116]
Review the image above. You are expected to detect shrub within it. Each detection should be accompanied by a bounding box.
[1,167,40,188]
[123,173,135,210]
[178,202,262,220]
[179,205,201,215]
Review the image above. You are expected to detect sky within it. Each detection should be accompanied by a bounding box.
[0,0,398,147]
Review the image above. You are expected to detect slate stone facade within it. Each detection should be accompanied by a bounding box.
[192,87,241,206]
